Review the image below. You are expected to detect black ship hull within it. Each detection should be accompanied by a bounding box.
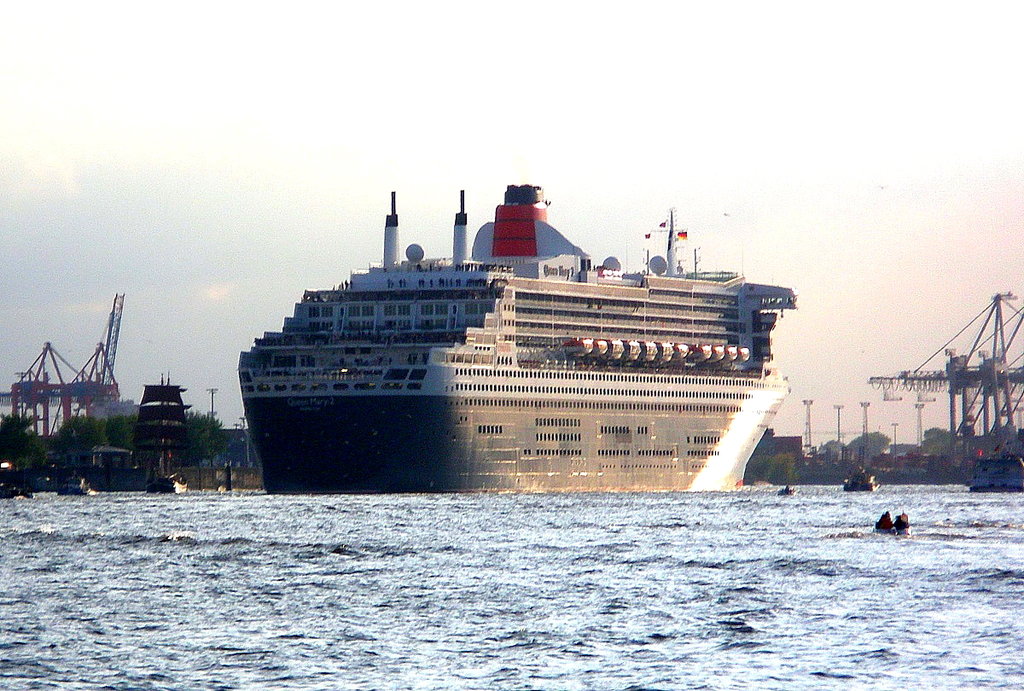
[243,393,746,493]
[245,395,471,493]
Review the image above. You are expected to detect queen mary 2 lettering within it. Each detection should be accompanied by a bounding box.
[239,185,797,493]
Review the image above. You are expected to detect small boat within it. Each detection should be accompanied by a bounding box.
[843,470,878,492]
[146,476,187,494]
[57,477,95,496]
[777,485,796,495]
[969,453,1024,492]
[0,483,33,499]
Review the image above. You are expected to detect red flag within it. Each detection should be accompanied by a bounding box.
[659,221,667,228]
[677,230,687,239]
[644,233,651,239]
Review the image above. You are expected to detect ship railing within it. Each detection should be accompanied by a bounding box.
[514,358,764,379]
[248,368,384,381]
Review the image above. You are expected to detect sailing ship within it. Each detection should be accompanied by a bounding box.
[134,381,189,493]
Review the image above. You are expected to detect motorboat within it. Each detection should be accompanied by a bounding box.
[843,470,878,492]
[969,453,1024,492]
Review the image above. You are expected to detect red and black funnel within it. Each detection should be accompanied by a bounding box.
[491,184,548,257]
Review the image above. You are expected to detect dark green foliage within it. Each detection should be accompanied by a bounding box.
[52,416,107,459]
[846,432,891,459]
[921,427,953,456]
[0,414,46,468]
[104,415,137,450]
[182,413,228,464]
[745,453,798,485]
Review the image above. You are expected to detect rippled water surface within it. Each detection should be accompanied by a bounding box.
[2,486,1023,689]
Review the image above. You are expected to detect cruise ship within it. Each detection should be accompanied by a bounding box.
[239,185,797,493]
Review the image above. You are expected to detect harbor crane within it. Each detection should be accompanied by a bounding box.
[5,294,125,436]
[869,293,1024,458]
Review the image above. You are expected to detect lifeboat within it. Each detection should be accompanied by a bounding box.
[690,344,713,361]
[625,340,642,361]
[608,339,625,359]
[563,338,593,357]
[642,341,658,362]
[711,345,726,361]
[725,345,739,361]
[659,342,675,363]
[674,343,691,361]
[737,346,751,362]
[593,339,608,356]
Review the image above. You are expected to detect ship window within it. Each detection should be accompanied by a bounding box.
[409,369,427,381]
[385,368,410,380]
[407,383,422,390]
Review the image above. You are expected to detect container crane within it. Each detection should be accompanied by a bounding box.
[870,293,1024,458]
[6,294,125,436]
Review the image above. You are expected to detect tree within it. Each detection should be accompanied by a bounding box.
[0,414,47,468]
[104,415,137,450]
[52,416,107,461]
[846,432,891,459]
[745,453,798,485]
[182,413,228,465]
[922,427,953,456]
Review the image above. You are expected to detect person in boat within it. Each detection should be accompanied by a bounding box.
[893,512,910,532]
[875,511,894,531]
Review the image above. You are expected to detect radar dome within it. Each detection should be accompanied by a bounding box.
[602,256,621,271]
[406,244,425,263]
[649,255,668,275]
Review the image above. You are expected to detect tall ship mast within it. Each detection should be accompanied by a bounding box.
[239,185,797,493]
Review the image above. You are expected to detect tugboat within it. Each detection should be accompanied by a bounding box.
[969,453,1024,492]
[134,380,190,494]
[843,469,878,492]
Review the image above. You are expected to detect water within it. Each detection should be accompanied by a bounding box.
[2,486,1023,690]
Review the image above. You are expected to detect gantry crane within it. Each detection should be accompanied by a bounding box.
[5,294,125,436]
[869,293,1024,458]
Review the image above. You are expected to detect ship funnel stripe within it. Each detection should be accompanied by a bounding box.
[492,203,547,257]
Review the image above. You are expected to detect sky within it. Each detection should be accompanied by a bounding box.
[2,2,1023,446]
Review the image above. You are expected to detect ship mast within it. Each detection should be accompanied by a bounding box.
[666,208,678,276]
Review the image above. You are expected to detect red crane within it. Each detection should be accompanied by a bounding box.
[7,294,125,436]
